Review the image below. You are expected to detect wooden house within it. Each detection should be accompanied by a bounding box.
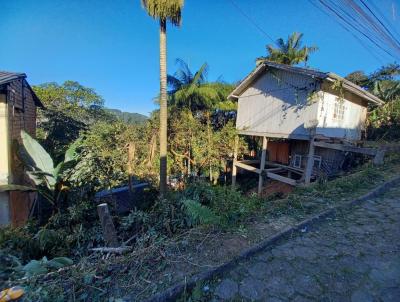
[0,71,43,226]
[229,61,384,193]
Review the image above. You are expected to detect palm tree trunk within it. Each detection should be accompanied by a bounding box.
[159,19,168,196]
[206,112,212,182]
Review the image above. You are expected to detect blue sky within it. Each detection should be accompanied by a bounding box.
[1,0,397,116]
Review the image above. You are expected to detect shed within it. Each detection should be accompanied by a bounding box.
[229,61,384,193]
[0,71,43,226]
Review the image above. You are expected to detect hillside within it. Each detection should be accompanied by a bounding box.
[106,108,148,124]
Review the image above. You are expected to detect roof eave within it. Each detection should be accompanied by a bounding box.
[228,64,266,100]
[326,73,384,106]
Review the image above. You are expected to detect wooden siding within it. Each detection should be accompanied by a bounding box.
[267,141,289,164]
[315,83,367,141]
[6,79,37,226]
[235,68,369,141]
[0,94,10,225]
[290,140,345,176]
[236,69,320,139]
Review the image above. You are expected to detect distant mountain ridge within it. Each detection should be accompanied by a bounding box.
[106,108,148,124]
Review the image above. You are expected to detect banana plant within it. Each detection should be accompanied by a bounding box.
[0,130,79,209]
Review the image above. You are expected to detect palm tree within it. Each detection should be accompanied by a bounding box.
[168,59,235,113]
[167,59,236,182]
[141,0,184,196]
[257,32,318,66]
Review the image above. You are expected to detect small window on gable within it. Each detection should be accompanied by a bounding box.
[333,98,345,121]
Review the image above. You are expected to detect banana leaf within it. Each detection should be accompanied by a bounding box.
[0,184,36,192]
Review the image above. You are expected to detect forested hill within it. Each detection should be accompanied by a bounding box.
[106,108,148,124]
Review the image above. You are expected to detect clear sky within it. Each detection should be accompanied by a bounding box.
[1,0,397,116]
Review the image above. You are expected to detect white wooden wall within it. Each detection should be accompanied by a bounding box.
[236,69,320,139]
[315,90,367,140]
[236,68,367,141]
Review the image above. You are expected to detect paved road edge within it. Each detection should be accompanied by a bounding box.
[132,175,400,302]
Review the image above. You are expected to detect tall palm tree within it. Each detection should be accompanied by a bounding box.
[257,32,318,66]
[141,0,184,196]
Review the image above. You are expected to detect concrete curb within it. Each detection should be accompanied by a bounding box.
[135,175,400,302]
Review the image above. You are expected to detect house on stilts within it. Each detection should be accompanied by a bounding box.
[229,61,384,193]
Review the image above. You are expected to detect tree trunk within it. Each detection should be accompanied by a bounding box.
[147,134,156,168]
[127,142,135,194]
[159,19,168,196]
[207,112,212,182]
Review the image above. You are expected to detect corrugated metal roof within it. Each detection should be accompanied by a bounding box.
[228,61,384,105]
[0,71,26,86]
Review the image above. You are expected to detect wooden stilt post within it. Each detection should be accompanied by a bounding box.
[258,136,268,195]
[232,135,239,188]
[304,137,315,185]
[97,203,119,247]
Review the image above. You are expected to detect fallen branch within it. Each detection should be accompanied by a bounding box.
[91,247,132,254]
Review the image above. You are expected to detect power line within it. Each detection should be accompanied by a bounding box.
[312,0,400,60]
[227,0,275,43]
[359,0,400,49]
[309,0,384,64]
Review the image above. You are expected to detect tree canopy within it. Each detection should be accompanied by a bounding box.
[141,0,184,25]
[257,32,318,66]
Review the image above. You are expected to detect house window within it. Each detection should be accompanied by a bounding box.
[313,155,322,169]
[333,99,345,121]
[293,154,302,168]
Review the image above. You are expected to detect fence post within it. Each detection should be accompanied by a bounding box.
[97,203,119,247]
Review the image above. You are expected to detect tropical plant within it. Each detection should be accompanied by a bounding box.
[0,130,79,211]
[181,199,220,226]
[21,256,73,277]
[168,59,236,113]
[256,32,318,66]
[141,0,185,196]
[345,63,400,140]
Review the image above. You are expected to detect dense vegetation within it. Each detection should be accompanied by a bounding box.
[345,63,400,140]
[1,25,399,300]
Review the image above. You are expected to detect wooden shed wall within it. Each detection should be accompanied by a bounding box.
[7,79,37,226]
[290,140,345,176]
[236,69,320,139]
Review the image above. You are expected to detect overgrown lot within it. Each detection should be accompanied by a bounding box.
[2,153,399,301]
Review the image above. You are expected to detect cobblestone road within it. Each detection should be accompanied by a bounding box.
[211,185,400,301]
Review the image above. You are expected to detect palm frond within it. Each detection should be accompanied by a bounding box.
[141,0,184,26]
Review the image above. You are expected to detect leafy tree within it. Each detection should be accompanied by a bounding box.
[168,59,235,114]
[141,0,184,196]
[345,71,369,87]
[257,32,318,66]
[33,81,114,161]
[346,63,400,92]
[167,60,238,181]
[346,63,400,140]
